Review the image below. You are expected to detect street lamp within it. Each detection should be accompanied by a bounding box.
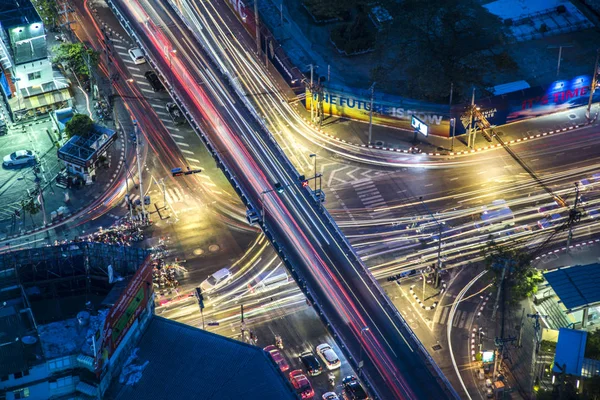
[358,326,369,376]
[309,153,317,191]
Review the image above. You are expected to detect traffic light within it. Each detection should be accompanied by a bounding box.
[195,287,205,309]
[184,168,202,175]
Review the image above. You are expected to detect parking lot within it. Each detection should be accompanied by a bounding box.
[0,118,62,222]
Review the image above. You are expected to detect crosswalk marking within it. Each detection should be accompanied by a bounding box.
[176,142,189,147]
[166,188,184,203]
[122,194,140,208]
[181,149,194,155]
[114,44,128,50]
[434,308,473,329]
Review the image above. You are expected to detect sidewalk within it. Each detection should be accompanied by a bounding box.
[0,7,133,242]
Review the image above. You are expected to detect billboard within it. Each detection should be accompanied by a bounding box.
[452,75,600,135]
[306,85,452,137]
[94,257,153,374]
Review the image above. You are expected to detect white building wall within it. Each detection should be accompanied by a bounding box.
[13,58,54,90]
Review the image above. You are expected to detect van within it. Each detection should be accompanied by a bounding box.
[249,267,290,294]
[128,48,146,65]
[144,71,164,92]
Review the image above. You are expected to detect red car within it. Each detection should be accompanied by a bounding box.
[289,369,314,399]
[264,345,289,372]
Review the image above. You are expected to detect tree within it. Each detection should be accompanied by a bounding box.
[483,242,543,306]
[21,198,40,217]
[53,43,100,79]
[375,0,510,102]
[32,0,59,28]
[302,0,358,21]
[65,114,94,139]
[585,330,600,360]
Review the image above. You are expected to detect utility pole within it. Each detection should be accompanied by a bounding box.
[547,44,573,77]
[368,82,376,145]
[468,87,476,149]
[586,49,600,122]
[418,197,443,288]
[254,0,260,55]
[309,64,314,122]
[133,120,146,223]
[265,38,269,66]
[240,304,246,343]
[566,182,582,252]
[32,170,47,226]
[449,83,454,152]
[195,287,205,330]
[517,308,525,348]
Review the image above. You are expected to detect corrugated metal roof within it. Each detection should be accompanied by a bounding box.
[111,316,297,400]
[544,263,600,310]
[553,328,587,376]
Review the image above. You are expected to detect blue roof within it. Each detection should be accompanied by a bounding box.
[553,328,587,376]
[111,316,297,400]
[544,263,600,310]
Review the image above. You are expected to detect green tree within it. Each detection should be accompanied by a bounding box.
[585,330,600,360]
[302,0,359,20]
[21,198,40,216]
[484,242,543,306]
[65,114,94,139]
[32,0,59,28]
[53,43,100,79]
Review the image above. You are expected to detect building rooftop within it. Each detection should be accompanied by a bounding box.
[0,243,150,377]
[109,316,297,400]
[58,124,118,168]
[544,263,600,311]
[0,0,41,30]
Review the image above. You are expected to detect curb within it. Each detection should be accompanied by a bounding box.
[408,284,439,310]
[303,116,592,158]
[534,237,600,260]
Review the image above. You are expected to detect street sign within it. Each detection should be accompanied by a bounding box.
[411,115,428,136]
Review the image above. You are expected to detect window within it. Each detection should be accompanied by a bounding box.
[49,376,73,390]
[27,71,41,80]
[48,356,72,371]
[14,371,22,379]
[13,388,29,399]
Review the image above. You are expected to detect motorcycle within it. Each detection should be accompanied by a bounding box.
[328,372,335,386]
[275,335,283,350]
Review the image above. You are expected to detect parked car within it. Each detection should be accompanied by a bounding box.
[166,102,186,125]
[588,208,599,219]
[316,343,341,370]
[3,150,36,167]
[289,369,314,399]
[299,352,323,376]
[264,345,289,372]
[128,48,146,64]
[342,376,369,400]
[144,71,164,92]
[322,393,340,400]
[200,268,232,293]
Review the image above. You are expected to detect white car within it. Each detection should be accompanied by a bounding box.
[322,392,340,400]
[128,48,146,64]
[200,268,232,293]
[3,150,36,167]
[316,343,341,370]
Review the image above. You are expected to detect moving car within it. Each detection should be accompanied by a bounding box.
[144,71,164,92]
[537,201,560,214]
[128,48,146,64]
[3,150,36,167]
[264,345,289,372]
[342,376,369,400]
[316,343,341,370]
[166,102,186,125]
[289,369,314,399]
[322,393,340,400]
[200,268,232,293]
[299,351,322,376]
[537,213,562,230]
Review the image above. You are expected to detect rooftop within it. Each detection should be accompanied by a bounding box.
[58,124,118,168]
[109,316,297,400]
[0,0,41,30]
[544,263,600,311]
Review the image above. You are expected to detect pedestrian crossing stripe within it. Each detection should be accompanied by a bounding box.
[433,308,473,329]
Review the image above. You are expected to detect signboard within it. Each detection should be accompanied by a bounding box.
[411,115,428,136]
[482,350,495,363]
[452,75,600,135]
[94,257,153,374]
[306,85,452,137]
